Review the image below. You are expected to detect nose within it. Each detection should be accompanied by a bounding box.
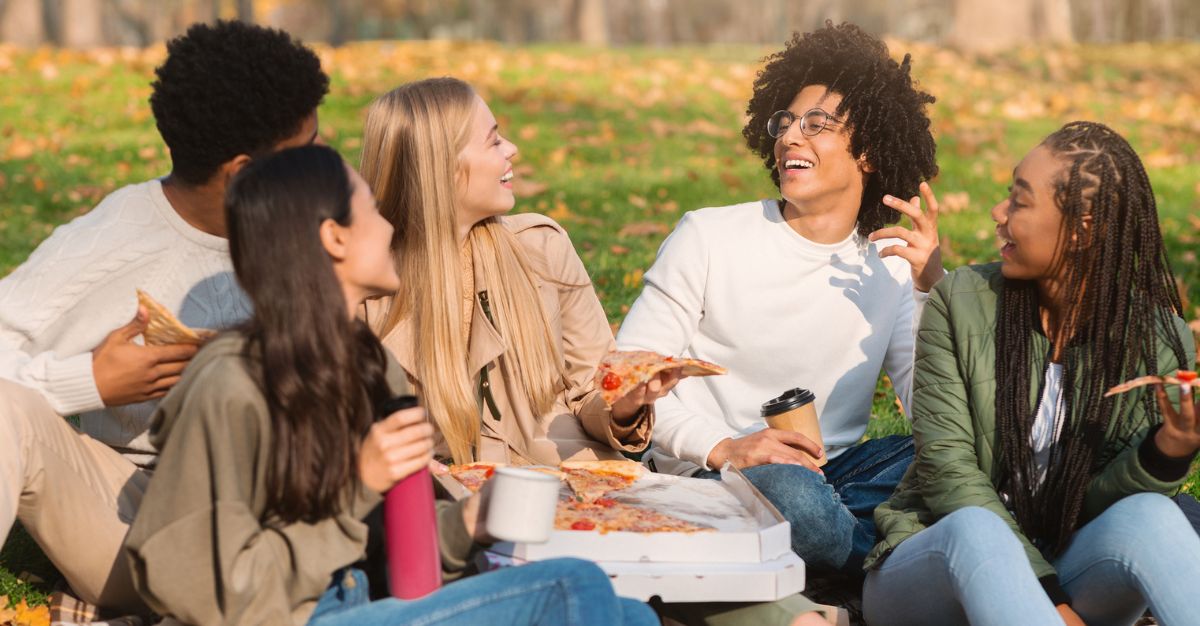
[504,137,519,161]
[990,198,1008,225]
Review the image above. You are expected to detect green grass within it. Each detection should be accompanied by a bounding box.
[1,40,1198,602]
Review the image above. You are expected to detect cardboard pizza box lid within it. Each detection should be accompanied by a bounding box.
[489,465,792,564]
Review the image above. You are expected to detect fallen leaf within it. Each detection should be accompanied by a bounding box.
[512,178,548,198]
[627,195,648,209]
[609,244,629,255]
[618,221,669,237]
[939,191,970,214]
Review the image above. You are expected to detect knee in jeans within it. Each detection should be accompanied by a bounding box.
[1099,492,1191,546]
[938,506,1023,560]
[745,464,830,505]
[542,557,609,588]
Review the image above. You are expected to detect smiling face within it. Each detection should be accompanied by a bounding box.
[335,166,401,300]
[991,144,1071,283]
[773,85,869,216]
[457,96,518,229]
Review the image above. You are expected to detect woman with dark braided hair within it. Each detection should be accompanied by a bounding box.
[862,121,1200,625]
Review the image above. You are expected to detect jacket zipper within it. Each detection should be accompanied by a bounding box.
[477,290,503,422]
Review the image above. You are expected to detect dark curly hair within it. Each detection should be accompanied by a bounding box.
[743,22,938,237]
[151,21,329,185]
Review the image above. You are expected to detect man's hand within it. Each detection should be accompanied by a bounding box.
[1154,383,1200,458]
[870,181,944,293]
[359,406,435,493]
[611,369,682,422]
[706,428,824,473]
[92,306,199,406]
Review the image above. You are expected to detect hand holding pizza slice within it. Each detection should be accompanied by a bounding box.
[137,289,217,346]
[1103,369,1199,397]
[596,350,727,407]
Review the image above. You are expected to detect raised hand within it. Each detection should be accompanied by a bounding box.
[870,181,944,293]
[611,368,683,422]
[92,306,200,406]
[706,428,825,474]
[359,405,435,493]
[1154,383,1200,458]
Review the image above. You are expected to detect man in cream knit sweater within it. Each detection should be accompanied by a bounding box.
[0,22,327,612]
[618,24,942,579]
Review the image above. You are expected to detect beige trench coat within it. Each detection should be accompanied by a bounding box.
[366,213,652,465]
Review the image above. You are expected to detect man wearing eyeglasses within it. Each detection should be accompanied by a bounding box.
[618,22,942,581]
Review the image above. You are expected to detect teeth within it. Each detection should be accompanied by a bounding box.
[500,171,513,183]
[784,159,814,170]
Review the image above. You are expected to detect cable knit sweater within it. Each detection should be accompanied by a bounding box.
[0,179,250,465]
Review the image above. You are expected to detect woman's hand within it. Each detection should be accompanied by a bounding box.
[359,406,435,493]
[1057,604,1086,626]
[870,181,944,293]
[611,369,682,422]
[1154,383,1200,458]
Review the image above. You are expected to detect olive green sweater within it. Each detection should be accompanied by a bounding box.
[124,333,474,625]
[867,264,1196,581]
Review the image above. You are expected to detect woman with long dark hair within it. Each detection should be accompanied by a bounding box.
[861,122,1200,625]
[123,145,657,626]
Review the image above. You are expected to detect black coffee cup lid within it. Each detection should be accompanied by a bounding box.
[761,388,816,417]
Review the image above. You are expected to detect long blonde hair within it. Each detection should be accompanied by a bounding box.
[361,77,564,463]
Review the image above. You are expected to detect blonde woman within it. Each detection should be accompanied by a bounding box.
[360,77,677,465]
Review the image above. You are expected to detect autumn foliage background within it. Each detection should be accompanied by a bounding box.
[0,39,1198,610]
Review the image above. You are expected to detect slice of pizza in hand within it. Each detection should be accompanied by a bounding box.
[447,462,505,493]
[1104,370,1199,397]
[595,350,727,406]
[560,459,645,502]
[136,289,217,346]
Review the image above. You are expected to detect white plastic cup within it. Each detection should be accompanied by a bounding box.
[485,467,561,543]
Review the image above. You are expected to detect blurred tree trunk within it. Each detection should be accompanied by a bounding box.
[237,0,253,23]
[1,0,46,46]
[951,0,1031,51]
[576,0,607,45]
[61,0,106,47]
[1035,0,1073,43]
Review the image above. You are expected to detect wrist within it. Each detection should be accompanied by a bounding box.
[1154,425,1198,459]
[706,438,732,469]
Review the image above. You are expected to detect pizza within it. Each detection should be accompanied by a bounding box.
[447,462,504,492]
[595,350,727,406]
[554,496,713,534]
[560,460,645,502]
[137,289,216,346]
[1104,369,1199,397]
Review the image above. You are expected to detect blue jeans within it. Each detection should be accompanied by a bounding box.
[696,434,914,576]
[307,558,658,626]
[862,493,1200,626]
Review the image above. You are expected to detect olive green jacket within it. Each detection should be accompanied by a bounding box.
[865,263,1195,577]
[125,333,475,625]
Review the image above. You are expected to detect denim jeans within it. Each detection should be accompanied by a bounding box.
[696,434,914,576]
[307,558,658,626]
[862,493,1200,626]
[1175,492,1200,537]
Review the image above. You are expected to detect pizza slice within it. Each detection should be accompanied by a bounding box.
[560,459,645,502]
[595,350,727,406]
[554,496,713,533]
[137,289,217,346]
[1104,370,1199,398]
[447,462,504,493]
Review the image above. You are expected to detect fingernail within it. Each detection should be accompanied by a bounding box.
[883,195,893,202]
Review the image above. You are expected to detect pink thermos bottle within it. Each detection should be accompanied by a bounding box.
[380,395,442,599]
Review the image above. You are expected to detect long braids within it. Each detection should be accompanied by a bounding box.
[995,121,1187,555]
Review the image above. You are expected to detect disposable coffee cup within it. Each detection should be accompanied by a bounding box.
[485,467,561,544]
[761,388,826,467]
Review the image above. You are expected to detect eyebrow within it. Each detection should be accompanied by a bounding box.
[1012,172,1033,192]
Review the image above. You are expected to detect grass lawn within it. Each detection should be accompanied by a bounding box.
[1,39,1198,604]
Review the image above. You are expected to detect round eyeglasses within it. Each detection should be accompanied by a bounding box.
[766,109,842,139]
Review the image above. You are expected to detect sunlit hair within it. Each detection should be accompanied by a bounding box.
[360,77,563,463]
[994,121,1188,555]
[226,145,392,523]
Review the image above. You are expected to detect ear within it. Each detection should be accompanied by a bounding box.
[1068,214,1095,248]
[857,153,875,174]
[319,217,349,261]
[218,154,253,186]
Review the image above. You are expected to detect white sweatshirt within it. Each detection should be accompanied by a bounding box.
[0,179,250,464]
[617,200,925,476]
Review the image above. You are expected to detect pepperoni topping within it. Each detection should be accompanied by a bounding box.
[601,371,622,391]
[594,498,617,508]
[483,466,496,478]
[570,520,596,531]
[1177,370,1198,382]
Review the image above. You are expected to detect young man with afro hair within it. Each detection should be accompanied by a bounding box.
[619,22,942,580]
[0,20,327,614]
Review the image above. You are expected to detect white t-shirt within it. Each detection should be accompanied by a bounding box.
[0,179,251,464]
[617,200,926,475]
[1032,363,1066,483]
